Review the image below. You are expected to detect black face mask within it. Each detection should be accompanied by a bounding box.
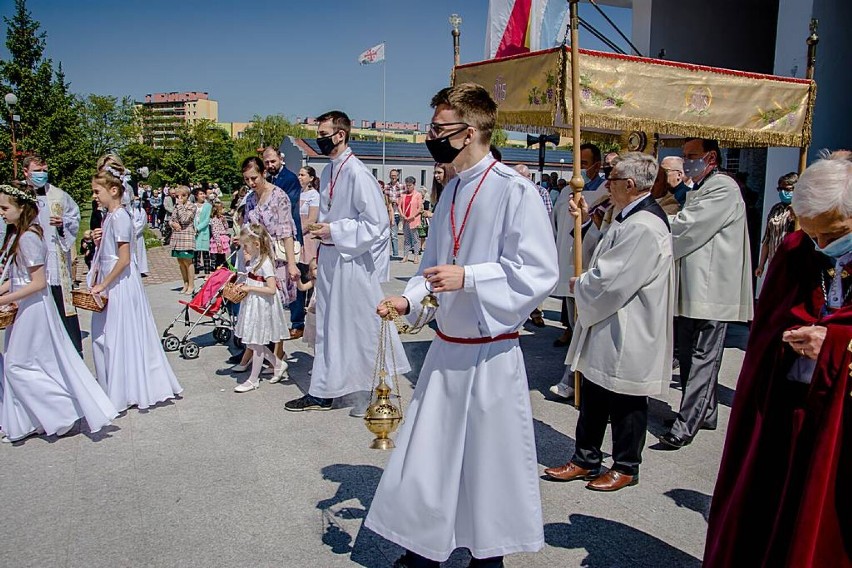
[425,126,468,164]
[316,133,339,156]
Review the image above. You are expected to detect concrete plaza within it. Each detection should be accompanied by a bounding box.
[0,248,746,567]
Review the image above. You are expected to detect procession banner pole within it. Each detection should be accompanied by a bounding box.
[796,19,818,231]
[569,0,584,409]
[797,19,818,176]
[382,45,387,181]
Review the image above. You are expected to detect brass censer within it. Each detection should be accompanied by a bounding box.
[365,291,439,449]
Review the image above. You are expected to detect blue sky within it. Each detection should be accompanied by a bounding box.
[1,1,632,125]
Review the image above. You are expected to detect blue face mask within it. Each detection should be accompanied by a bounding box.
[778,190,793,204]
[30,171,48,188]
[813,232,852,260]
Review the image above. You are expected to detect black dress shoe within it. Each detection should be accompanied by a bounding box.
[659,432,691,449]
[226,351,245,364]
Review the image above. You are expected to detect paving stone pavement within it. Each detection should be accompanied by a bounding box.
[0,254,746,568]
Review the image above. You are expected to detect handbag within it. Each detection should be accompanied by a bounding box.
[273,239,301,263]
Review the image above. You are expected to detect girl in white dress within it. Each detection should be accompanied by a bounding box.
[232,223,289,392]
[0,184,117,443]
[89,171,183,411]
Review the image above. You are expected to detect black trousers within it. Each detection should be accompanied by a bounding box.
[671,317,725,440]
[50,285,83,355]
[572,378,648,476]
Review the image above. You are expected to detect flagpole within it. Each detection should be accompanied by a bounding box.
[382,44,387,181]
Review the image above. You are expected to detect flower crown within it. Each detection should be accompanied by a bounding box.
[0,184,38,205]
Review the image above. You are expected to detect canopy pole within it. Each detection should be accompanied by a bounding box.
[569,0,584,409]
[798,19,819,176]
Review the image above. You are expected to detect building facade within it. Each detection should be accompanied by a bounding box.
[281,137,576,189]
[138,91,219,148]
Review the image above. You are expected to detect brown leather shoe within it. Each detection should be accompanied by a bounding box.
[585,470,638,492]
[552,328,572,347]
[289,329,304,340]
[543,462,600,482]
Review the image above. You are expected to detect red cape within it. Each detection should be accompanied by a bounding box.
[704,231,851,567]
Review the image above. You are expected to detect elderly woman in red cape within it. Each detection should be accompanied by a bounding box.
[704,151,852,568]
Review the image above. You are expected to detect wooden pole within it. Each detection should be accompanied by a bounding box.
[798,19,819,176]
[569,0,583,409]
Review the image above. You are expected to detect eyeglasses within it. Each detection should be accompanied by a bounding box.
[427,121,469,138]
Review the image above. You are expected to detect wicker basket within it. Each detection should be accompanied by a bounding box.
[222,282,248,304]
[0,304,18,329]
[72,290,108,312]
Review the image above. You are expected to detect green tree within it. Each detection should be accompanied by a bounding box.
[161,120,241,191]
[77,94,137,159]
[0,0,87,201]
[491,126,509,147]
[233,114,312,163]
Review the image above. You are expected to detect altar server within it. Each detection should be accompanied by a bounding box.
[284,111,410,415]
[365,84,558,567]
[544,152,673,491]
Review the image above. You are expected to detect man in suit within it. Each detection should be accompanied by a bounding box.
[659,138,753,449]
[263,146,306,340]
[545,152,673,491]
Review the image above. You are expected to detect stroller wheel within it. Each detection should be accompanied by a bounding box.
[162,334,181,352]
[213,327,232,344]
[181,341,200,359]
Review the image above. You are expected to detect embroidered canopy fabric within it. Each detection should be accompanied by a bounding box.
[453,46,815,148]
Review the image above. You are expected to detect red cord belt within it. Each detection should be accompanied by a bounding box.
[436,330,520,344]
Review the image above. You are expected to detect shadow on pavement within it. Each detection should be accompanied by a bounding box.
[545,514,701,567]
[317,463,398,567]
[534,418,577,468]
[664,488,711,522]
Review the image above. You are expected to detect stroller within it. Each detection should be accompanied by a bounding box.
[161,265,238,359]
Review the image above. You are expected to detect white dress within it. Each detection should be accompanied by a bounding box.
[0,230,117,441]
[365,155,559,561]
[234,258,289,345]
[88,208,182,411]
[131,205,149,274]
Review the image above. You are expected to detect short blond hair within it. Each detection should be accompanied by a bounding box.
[431,83,497,143]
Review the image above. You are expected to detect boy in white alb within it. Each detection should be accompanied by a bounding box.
[365,84,559,567]
[284,111,410,415]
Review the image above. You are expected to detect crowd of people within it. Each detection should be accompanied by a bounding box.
[0,81,848,568]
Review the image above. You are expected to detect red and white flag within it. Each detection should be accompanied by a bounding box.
[358,43,386,65]
[485,0,570,59]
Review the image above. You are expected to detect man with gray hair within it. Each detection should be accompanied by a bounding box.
[545,152,673,491]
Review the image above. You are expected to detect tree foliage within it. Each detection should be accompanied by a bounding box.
[160,120,241,190]
[77,93,137,159]
[233,114,311,163]
[491,126,509,147]
[0,0,89,200]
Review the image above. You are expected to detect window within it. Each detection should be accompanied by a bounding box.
[420,170,426,186]
[372,168,378,178]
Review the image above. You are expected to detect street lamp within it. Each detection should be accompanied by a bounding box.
[4,92,19,179]
[449,13,462,70]
[560,158,565,182]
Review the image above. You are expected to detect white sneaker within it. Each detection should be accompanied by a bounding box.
[268,361,289,384]
[549,383,574,399]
